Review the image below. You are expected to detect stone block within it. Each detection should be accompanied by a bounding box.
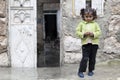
[64,36,81,52]
[0,53,9,67]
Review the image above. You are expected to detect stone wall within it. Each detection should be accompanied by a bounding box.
[61,0,83,63]
[61,0,120,63]
[103,0,120,60]
[0,0,9,66]
[0,0,120,66]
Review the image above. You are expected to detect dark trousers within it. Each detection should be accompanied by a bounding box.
[78,43,98,73]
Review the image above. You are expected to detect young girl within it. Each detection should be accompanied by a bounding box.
[76,8,101,78]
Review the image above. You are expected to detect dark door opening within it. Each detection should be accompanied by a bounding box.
[45,15,57,41]
[44,14,60,67]
[37,13,60,67]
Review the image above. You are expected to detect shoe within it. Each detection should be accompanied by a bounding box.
[78,72,84,78]
[88,72,94,76]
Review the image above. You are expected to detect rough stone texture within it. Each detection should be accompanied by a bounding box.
[103,0,120,59]
[103,15,120,55]
[0,53,9,66]
[116,29,120,43]
[0,0,9,66]
[104,37,120,54]
[0,20,6,36]
[63,36,82,63]
[64,36,81,52]
[64,53,82,63]
[62,0,120,63]
[0,0,6,18]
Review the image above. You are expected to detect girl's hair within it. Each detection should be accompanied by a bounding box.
[80,8,97,20]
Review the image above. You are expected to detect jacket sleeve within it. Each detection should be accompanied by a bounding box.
[93,23,101,39]
[76,22,84,39]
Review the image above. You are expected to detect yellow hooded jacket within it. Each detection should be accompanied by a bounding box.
[76,21,101,45]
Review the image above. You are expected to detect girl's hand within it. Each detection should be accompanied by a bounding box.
[84,32,90,37]
[84,32,94,37]
[89,32,94,37]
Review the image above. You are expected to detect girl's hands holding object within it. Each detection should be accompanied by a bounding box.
[84,32,94,37]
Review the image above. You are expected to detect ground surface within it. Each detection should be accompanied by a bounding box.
[0,60,120,80]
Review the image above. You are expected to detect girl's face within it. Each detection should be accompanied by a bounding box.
[84,13,93,22]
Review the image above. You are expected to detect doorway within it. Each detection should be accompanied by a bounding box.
[37,11,60,67]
